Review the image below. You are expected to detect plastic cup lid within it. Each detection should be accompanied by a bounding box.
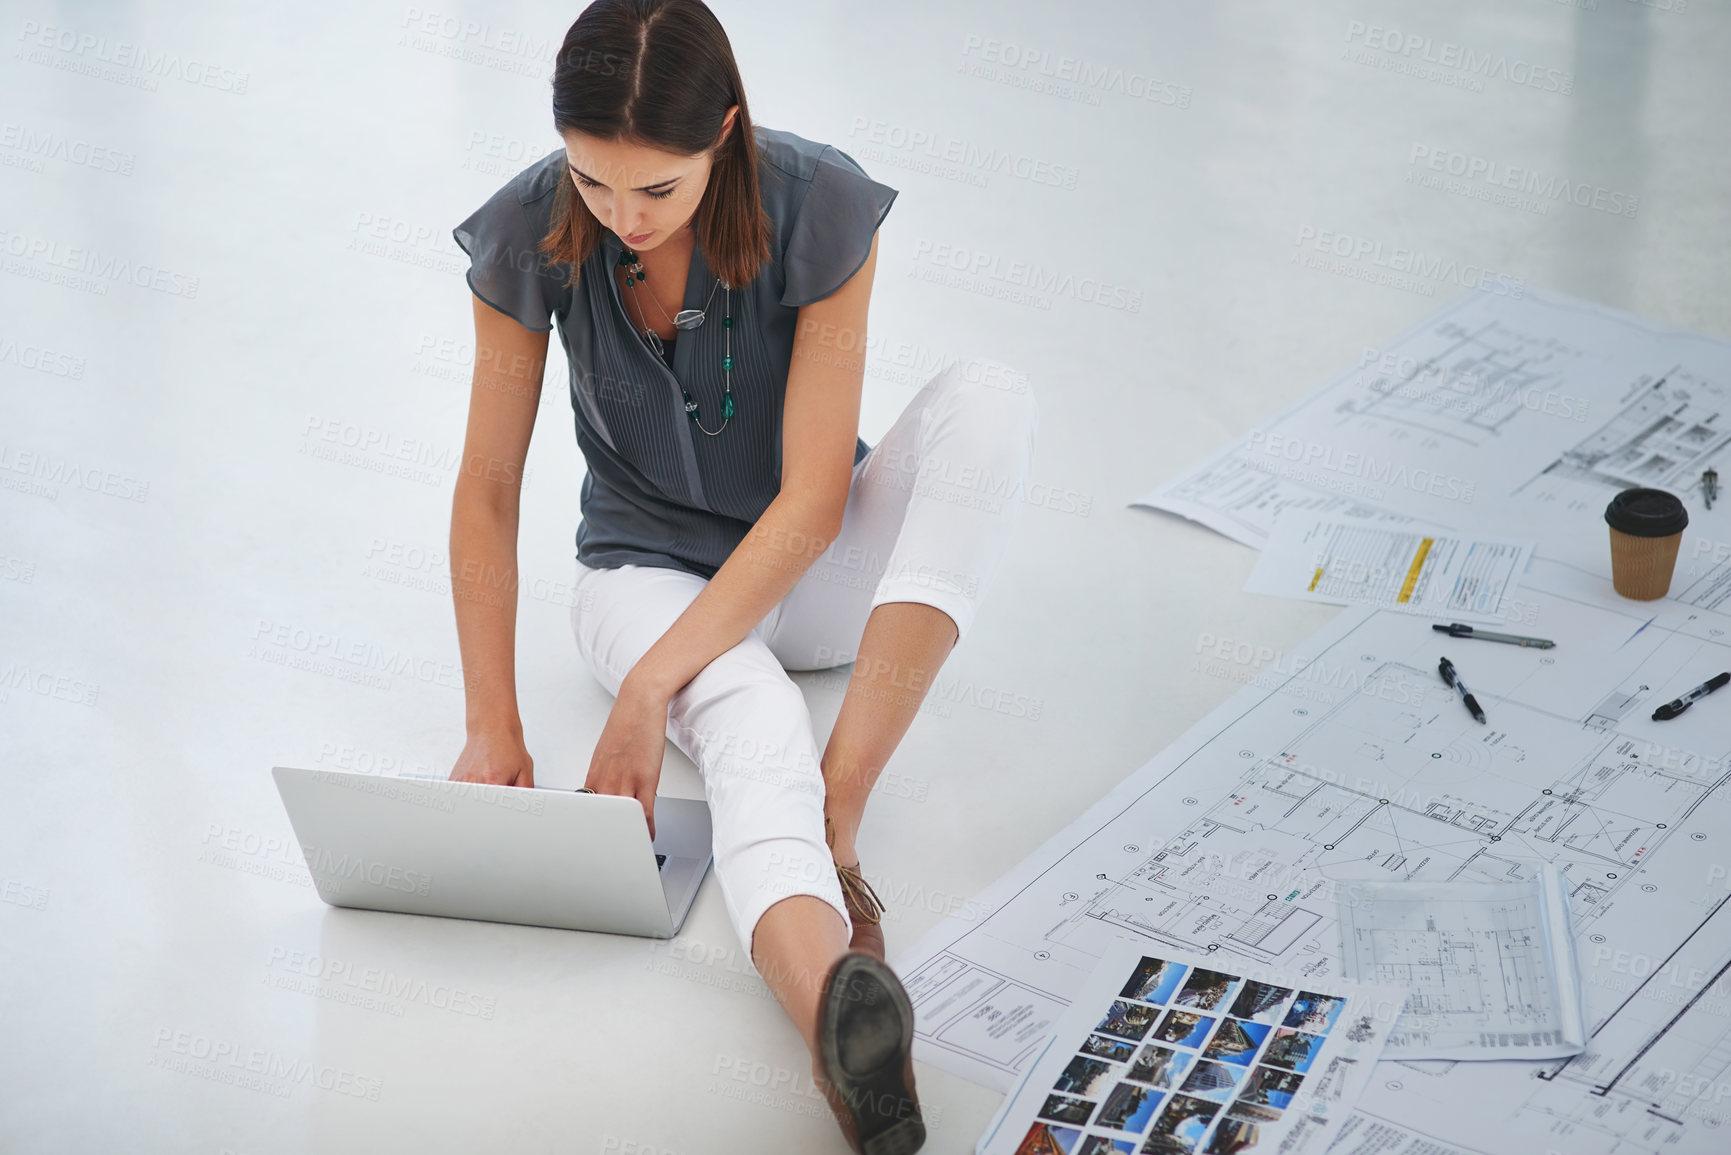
[1604,487,1689,538]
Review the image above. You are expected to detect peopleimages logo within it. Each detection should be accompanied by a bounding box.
[1342,21,1573,94]
[0,333,85,378]
[1191,633,1424,705]
[302,847,433,897]
[0,441,150,501]
[957,34,1192,108]
[1359,346,1592,423]
[1407,145,1638,218]
[398,8,561,63]
[16,21,252,94]
[1292,225,1526,299]
[265,946,497,1019]
[910,238,1141,313]
[148,1028,382,1100]
[0,123,135,174]
[847,117,1081,190]
[0,661,100,706]
[248,617,478,693]
[1244,428,1478,503]
[0,226,200,297]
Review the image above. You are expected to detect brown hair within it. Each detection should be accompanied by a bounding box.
[542,0,771,291]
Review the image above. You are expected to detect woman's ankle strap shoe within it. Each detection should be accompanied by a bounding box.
[837,862,885,925]
[839,863,888,959]
[828,816,888,958]
[827,815,887,925]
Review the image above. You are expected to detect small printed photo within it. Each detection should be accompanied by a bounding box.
[1127,1044,1193,1089]
[1203,1112,1268,1154]
[1121,956,1188,1005]
[1262,1028,1325,1074]
[1039,1092,1098,1126]
[1057,1055,1122,1099]
[1098,1000,1161,1042]
[1173,968,1240,1012]
[1227,980,1293,1026]
[1224,1101,1283,1124]
[1016,1121,1082,1155]
[1201,1017,1272,1067]
[1139,1136,1193,1155]
[1077,1135,1141,1155]
[1282,992,1346,1034]
[1239,1065,1304,1111]
[1141,1093,1221,1153]
[1152,1010,1217,1049]
[1082,1034,1140,1063]
[1095,1081,1164,1134]
[1178,1059,1246,1103]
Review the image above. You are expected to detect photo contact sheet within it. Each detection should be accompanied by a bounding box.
[978,941,1401,1155]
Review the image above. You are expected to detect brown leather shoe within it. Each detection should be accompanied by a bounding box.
[815,952,926,1155]
[827,816,887,959]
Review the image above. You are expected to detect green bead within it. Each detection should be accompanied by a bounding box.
[722,316,732,328]
[722,355,734,371]
[625,276,634,286]
[722,394,735,419]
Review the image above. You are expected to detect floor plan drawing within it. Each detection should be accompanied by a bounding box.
[1137,290,1731,568]
[1337,867,1587,1059]
[1516,363,1731,517]
[1336,313,1599,448]
[897,557,1731,1152]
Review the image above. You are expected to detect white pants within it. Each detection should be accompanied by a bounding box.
[568,357,1038,957]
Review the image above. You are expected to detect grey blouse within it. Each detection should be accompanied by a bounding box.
[452,126,899,579]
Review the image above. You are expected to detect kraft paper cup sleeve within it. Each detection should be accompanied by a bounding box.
[1604,488,1687,601]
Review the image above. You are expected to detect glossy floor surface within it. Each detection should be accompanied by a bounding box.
[3,1,1728,1152]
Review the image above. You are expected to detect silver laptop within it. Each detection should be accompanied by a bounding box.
[271,766,712,938]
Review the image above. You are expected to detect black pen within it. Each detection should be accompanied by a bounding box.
[1432,622,1555,649]
[1653,672,1731,721]
[1438,656,1486,723]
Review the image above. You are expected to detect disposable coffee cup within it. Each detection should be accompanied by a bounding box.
[1604,487,1688,600]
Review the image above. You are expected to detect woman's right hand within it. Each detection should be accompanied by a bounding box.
[449,727,535,787]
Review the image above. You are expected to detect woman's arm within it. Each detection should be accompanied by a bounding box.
[448,294,551,787]
[584,232,880,830]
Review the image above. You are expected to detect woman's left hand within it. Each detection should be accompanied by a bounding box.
[584,678,670,841]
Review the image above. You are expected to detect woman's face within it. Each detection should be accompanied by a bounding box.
[562,107,737,252]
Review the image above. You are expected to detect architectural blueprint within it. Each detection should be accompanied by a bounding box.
[1135,289,1731,573]
[898,556,1731,1153]
[1336,865,1587,1060]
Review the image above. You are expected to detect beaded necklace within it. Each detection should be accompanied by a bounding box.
[618,245,734,436]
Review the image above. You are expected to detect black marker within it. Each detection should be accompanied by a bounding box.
[1652,672,1731,721]
[1438,656,1486,723]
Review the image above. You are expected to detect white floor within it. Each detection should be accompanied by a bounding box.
[4,1,1728,1152]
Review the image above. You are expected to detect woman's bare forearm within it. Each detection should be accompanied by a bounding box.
[623,489,843,701]
[450,479,524,735]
